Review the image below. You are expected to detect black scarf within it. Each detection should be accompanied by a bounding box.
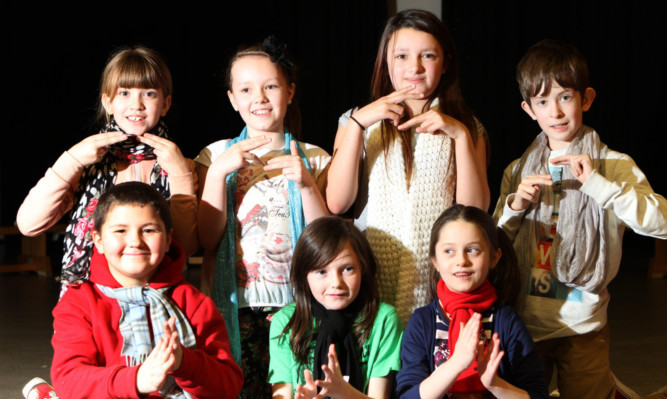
[312,298,364,393]
[59,119,171,290]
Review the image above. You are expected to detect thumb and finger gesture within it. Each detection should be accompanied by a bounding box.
[397,110,468,140]
[551,154,594,183]
[295,369,319,399]
[211,136,271,177]
[353,85,424,128]
[138,133,190,176]
[265,140,314,189]
[68,132,128,166]
[511,174,553,211]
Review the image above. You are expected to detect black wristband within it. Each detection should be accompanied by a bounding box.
[349,115,366,130]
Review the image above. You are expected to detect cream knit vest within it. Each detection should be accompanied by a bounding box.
[363,120,455,324]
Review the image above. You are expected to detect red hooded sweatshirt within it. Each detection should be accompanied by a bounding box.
[51,242,243,398]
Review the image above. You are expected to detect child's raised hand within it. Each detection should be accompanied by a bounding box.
[352,85,424,128]
[68,132,128,166]
[397,109,468,140]
[510,174,553,211]
[476,332,504,389]
[551,154,594,183]
[448,312,481,374]
[162,317,183,372]
[295,369,319,399]
[312,343,359,399]
[137,133,191,176]
[264,140,315,190]
[135,317,182,394]
[209,136,271,178]
[136,337,175,394]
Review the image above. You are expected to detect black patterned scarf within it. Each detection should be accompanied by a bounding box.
[59,118,171,293]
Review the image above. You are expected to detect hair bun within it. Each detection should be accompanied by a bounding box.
[262,35,294,73]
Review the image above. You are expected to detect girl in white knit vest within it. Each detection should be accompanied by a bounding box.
[326,9,490,325]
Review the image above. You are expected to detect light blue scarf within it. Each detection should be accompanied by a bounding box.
[97,284,197,398]
[212,127,310,365]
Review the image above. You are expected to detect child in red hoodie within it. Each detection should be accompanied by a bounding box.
[51,181,243,399]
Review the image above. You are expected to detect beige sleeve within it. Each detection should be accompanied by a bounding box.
[169,158,199,256]
[16,152,84,236]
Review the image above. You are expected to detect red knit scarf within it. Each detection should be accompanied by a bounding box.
[437,279,497,393]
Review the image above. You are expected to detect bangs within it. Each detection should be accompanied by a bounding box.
[308,238,349,273]
[115,66,162,90]
[529,68,582,99]
[102,51,172,98]
[107,63,168,93]
[518,39,589,102]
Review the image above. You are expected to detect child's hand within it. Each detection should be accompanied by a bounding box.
[162,317,183,371]
[397,109,468,140]
[448,312,481,374]
[264,140,315,190]
[135,317,182,394]
[551,154,594,183]
[137,133,190,176]
[68,132,128,166]
[209,136,271,178]
[510,174,553,211]
[295,369,319,399]
[353,85,424,128]
[136,335,176,394]
[476,332,504,389]
[313,343,359,399]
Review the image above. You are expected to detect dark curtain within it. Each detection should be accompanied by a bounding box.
[440,0,666,206]
[2,1,388,224]
[440,0,666,253]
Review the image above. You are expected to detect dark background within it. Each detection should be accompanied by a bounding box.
[2,1,665,259]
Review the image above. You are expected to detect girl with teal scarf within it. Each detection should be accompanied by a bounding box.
[196,36,330,398]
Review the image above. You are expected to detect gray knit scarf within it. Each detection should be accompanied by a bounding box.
[97,284,196,398]
[510,126,608,293]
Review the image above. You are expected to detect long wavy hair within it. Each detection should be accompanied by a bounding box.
[370,9,480,188]
[283,216,379,365]
[427,205,520,308]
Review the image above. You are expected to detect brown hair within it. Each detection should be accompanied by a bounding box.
[370,9,479,187]
[427,205,520,307]
[517,39,589,104]
[93,181,172,233]
[226,36,301,138]
[97,46,172,124]
[283,216,379,364]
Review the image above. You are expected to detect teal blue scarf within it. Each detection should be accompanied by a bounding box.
[212,127,310,365]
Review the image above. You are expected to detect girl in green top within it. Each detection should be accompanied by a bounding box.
[269,216,403,398]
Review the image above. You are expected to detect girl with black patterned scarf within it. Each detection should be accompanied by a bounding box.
[16,46,198,296]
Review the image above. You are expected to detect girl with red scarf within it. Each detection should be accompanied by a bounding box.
[397,205,548,398]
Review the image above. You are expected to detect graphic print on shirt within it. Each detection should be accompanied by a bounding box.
[529,165,582,302]
[234,160,294,307]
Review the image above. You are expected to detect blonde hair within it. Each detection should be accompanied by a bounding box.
[97,46,172,123]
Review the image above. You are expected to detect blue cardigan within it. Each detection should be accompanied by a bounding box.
[397,300,549,398]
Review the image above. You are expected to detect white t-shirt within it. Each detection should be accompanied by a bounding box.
[196,139,330,308]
